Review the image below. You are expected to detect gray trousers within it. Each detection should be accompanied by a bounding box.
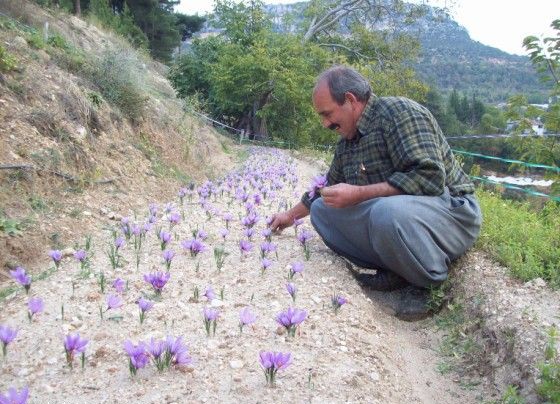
[309,189,482,288]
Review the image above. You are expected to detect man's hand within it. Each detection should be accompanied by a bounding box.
[320,183,362,208]
[269,211,295,233]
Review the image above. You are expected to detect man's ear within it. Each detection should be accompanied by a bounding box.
[344,91,359,104]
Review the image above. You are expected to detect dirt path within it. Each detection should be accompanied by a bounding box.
[0,148,486,403]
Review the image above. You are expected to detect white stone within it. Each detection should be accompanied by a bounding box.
[230,359,244,369]
[369,371,380,382]
[339,346,348,352]
[311,296,321,304]
[210,299,224,308]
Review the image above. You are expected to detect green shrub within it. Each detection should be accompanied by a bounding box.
[47,32,69,49]
[477,189,560,287]
[537,328,560,403]
[0,45,17,72]
[86,48,147,122]
[26,31,45,49]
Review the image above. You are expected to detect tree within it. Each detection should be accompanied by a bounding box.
[175,13,206,41]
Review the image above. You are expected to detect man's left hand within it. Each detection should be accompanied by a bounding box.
[320,183,362,208]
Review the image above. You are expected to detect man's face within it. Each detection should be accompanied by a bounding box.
[312,81,361,140]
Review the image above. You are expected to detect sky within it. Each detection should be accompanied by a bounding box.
[175,0,558,56]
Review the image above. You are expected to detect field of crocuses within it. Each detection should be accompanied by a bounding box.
[0,147,476,403]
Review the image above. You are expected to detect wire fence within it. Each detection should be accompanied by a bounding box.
[189,107,559,202]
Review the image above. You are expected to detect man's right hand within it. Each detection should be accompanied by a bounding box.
[268,211,294,233]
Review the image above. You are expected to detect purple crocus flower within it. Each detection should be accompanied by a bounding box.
[276,307,307,337]
[202,307,219,337]
[113,278,126,294]
[64,333,88,368]
[73,249,87,262]
[106,294,123,310]
[243,228,255,240]
[288,262,304,279]
[261,258,272,274]
[159,230,172,250]
[223,213,233,229]
[181,239,207,258]
[296,229,313,246]
[148,337,167,371]
[0,325,18,357]
[203,286,216,301]
[165,336,192,367]
[331,294,348,313]
[308,174,328,198]
[137,297,154,325]
[0,386,29,404]
[114,237,125,250]
[241,212,259,228]
[239,239,253,256]
[48,250,63,268]
[168,212,181,226]
[259,242,277,258]
[162,249,175,270]
[143,271,171,295]
[123,340,149,376]
[261,228,272,241]
[195,229,208,240]
[238,307,257,333]
[27,297,44,322]
[286,283,297,302]
[10,267,31,294]
[219,228,229,240]
[259,351,292,386]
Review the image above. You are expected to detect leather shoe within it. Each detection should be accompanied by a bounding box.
[354,270,409,291]
[395,286,432,322]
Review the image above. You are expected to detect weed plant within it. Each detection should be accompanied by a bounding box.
[476,189,560,287]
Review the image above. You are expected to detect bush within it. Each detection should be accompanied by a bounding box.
[85,47,147,122]
[476,189,560,287]
[0,45,17,72]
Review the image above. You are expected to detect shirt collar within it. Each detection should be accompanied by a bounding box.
[355,94,378,140]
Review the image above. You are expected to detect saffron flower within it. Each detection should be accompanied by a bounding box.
[159,230,172,251]
[137,297,154,325]
[297,229,314,260]
[203,286,216,301]
[261,258,272,275]
[243,228,255,240]
[113,278,126,294]
[64,333,88,369]
[239,307,257,333]
[0,325,18,358]
[276,307,307,337]
[73,249,87,263]
[293,218,304,236]
[219,228,229,241]
[241,212,259,228]
[165,335,192,367]
[259,242,277,258]
[239,239,253,256]
[331,294,347,314]
[168,211,181,227]
[261,228,272,242]
[182,238,207,257]
[106,294,123,310]
[286,283,297,303]
[0,386,29,404]
[308,174,328,198]
[123,340,149,376]
[259,351,292,386]
[114,237,125,250]
[288,262,304,279]
[144,271,171,296]
[48,250,63,268]
[147,338,167,371]
[195,229,208,240]
[27,297,44,322]
[223,213,234,229]
[202,307,219,337]
[162,249,175,271]
[10,267,31,294]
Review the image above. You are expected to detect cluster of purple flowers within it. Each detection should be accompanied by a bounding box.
[124,336,192,376]
[276,307,308,337]
[259,351,292,386]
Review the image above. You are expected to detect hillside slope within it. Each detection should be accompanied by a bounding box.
[0,0,235,271]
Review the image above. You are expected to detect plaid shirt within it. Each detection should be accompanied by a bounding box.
[302,95,474,209]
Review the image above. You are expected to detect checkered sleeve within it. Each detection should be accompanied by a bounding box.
[384,105,446,196]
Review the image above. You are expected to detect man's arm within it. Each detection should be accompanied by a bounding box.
[269,201,310,233]
[320,181,402,208]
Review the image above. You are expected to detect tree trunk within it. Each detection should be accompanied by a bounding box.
[73,0,81,16]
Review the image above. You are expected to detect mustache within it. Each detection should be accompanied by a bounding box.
[328,123,340,131]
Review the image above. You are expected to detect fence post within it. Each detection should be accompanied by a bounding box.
[43,21,49,43]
